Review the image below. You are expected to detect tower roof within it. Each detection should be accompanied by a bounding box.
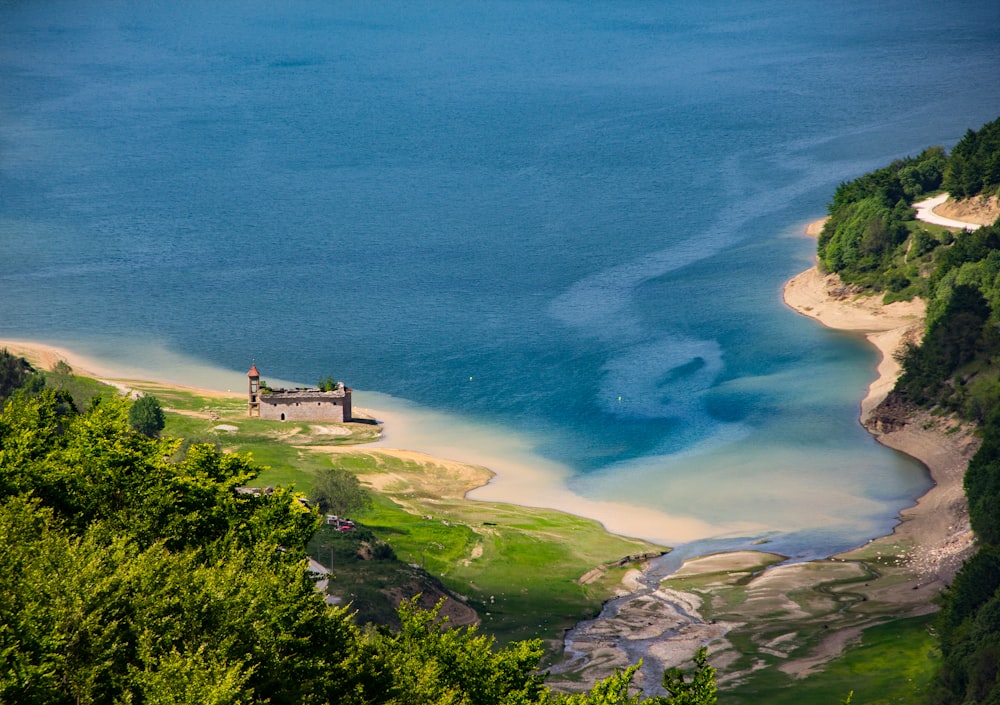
[248,364,260,378]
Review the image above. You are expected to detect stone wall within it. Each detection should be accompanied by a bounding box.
[259,387,352,422]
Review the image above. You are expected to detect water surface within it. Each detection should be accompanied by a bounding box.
[2,0,999,553]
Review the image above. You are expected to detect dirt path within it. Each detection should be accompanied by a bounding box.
[913,193,983,230]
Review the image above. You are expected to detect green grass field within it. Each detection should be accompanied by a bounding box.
[142,383,664,651]
[725,615,937,705]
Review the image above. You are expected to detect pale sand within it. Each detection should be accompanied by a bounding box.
[0,338,145,381]
[0,337,719,545]
[782,220,973,577]
[360,399,730,544]
[782,266,925,421]
[0,338,239,399]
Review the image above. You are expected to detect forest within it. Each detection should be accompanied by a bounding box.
[0,374,717,704]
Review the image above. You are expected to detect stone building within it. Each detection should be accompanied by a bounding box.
[247,365,352,422]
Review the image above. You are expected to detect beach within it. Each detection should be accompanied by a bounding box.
[0,337,758,547]
[783,219,978,587]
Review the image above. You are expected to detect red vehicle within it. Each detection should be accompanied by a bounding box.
[326,515,355,532]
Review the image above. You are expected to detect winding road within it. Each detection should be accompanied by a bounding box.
[913,193,981,231]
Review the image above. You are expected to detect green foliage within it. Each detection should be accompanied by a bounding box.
[318,375,338,391]
[129,394,166,436]
[814,116,1000,705]
[311,466,373,516]
[555,666,642,705]
[898,146,948,199]
[943,118,1000,199]
[819,196,896,274]
[895,283,993,405]
[873,115,1000,705]
[964,428,1000,546]
[362,597,547,705]
[660,648,717,705]
[910,226,938,259]
[964,373,1000,423]
[0,348,41,407]
[0,498,358,705]
[816,146,948,288]
[934,547,1000,704]
[0,375,703,704]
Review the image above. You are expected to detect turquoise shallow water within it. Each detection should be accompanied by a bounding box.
[2,0,999,554]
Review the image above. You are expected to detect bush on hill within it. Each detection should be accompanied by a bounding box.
[818,147,945,290]
[129,393,166,436]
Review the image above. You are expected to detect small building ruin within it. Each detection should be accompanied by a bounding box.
[247,364,352,422]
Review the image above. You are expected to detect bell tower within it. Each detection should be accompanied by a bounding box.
[248,363,261,417]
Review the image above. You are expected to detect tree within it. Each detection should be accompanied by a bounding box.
[659,647,716,705]
[0,348,39,406]
[361,598,547,705]
[129,394,165,437]
[311,467,372,516]
[318,375,338,392]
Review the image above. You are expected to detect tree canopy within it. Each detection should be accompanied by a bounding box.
[311,467,372,516]
[0,375,723,704]
[129,393,166,436]
[834,115,1000,705]
[943,117,1000,199]
[0,348,41,407]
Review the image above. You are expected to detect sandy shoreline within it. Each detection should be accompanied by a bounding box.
[0,336,725,546]
[783,220,975,578]
[2,222,974,587]
[782,265,925,421]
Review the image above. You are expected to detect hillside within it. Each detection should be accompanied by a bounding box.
[818,115,1000,705]
[932,194,1000,226]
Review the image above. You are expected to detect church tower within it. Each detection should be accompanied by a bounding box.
[248,364,261,417]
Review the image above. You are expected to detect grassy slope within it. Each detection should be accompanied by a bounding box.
[140,381,663,651]
[728,615,937,705]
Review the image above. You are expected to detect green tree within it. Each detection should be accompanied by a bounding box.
[1,363,743,705]
[129,394,166,436]
[361,597,547,705]
[0,348,40,407]
[311,467,372,516]
[318,375,338,391]
[943,118,1000,198]
[659,647,716,705]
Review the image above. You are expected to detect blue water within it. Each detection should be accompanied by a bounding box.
[2,0,999,554]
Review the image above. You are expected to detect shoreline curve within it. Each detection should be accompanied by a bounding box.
[782,219,976,583]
